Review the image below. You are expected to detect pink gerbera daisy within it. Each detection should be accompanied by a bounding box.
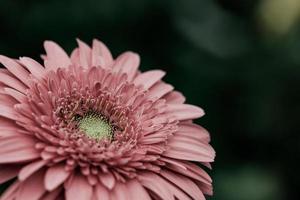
[0,39,215,200]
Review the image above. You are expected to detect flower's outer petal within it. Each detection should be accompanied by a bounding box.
[4,87,26,102]
[165,161,213,195]
[18,160,47,181]
[0,70,27,93]
[98,171,115,190]
[65,174,93,200]
[160,170,205,200]
[111,182,129,200]
[166,104,205,121]
[0,104,18,120]
[133,70,165,89]
[0,55,30,86]
[0,181,21,200]
[127,179,151,200]
[70,48,80,67]
[0,165,21,184]
[93,183,110,200]
[113,52,140,81]
[16,169,46,200]
[0,93,18,107]
[138,172,175,200]
[19,57,46,79]
[176,123,211,142]
[76,39,92,68]
[164,91,186,104]
[92,39,113,68]
[43,41,71,70]
[0,136,40,164]
[147,82,174,101]
[163,133,215,162]
[41,187,62,200]
[45,164,71,191]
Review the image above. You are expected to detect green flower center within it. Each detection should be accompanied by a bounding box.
[78,113,113,140]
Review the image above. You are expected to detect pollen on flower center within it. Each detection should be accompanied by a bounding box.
[77,113,113,140]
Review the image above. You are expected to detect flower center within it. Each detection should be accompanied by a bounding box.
[78,113,113,140]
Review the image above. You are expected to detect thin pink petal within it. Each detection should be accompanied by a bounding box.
[0,55,30,86]
[127,179,151,200]
[113,52,140,81]
[98,171,115,190]
[166,104,205,121]
[160,170,205,200]
[0,136,39,163]
[138,172,175,200]
[93,183,110,200]
[0,71,27,93]
[0,105,18,120]
[41,187,62,200]
[76,39,92,68]
[45,164,71,191]
[43,41,71,70]
[16,169,46,200]
[19,57,46,78]
[19,160,47,181]
[4,87,26,102]
[133,70,165,89]
[147,82,174,101]
[65,174,93,200]
[92,39,113,68]
[0,165,21,184]
[0,181,21,200]
[164,91,186,104]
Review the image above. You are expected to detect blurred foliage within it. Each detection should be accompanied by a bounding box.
[0,0,299,199]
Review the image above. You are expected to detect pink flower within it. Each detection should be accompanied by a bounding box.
[0,39,215,200]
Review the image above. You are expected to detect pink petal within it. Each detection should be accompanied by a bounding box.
[0,181,21,200]
[4,87,26,102]
[138,172,175,200]
[0,71,27,93]
[70,48,80,67]
[113,52,140,81]
[0,136,40,163]
[160,170,205,200]
[92,39,113,68]
[111,182,128,200]
[166,161,212,186]
[0,165,21,184]
[93,183,110,200]
[164,91,186,104]
[133,70,165,89]
[65,174,93,200]
[45,164,71,191]
[98,171,115,190]
[166,104,205,121]
[16,169,46,200]
[147,82,174,101]
[0,55,30,86]
[0,104,17,120]
[163,142,214,163]
[19,57,46,79]
[76,39,92,68]
[127,179,151,200]
[41,187,62,200]
[43,41,71,70]
[0,93,18,107]
[176,123,210,142]
[19,160,47,181]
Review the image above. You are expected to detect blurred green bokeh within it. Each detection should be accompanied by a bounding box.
[0,0,299,199]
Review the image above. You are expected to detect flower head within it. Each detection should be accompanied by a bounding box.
[0,39,215,200]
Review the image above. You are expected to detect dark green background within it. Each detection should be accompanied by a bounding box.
[0,0,299,199]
